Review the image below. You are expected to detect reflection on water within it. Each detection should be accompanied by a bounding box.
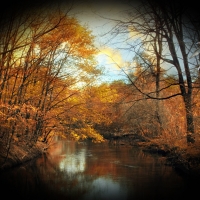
[0,138,200,200]
[59,149,86,173]
[83,177,128,200]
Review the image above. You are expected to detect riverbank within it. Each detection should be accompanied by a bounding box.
[140,141,200,178]
[108,133,200,178]
[1,133,200,179]
[0,139,48,171]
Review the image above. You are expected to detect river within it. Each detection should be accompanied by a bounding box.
[0,137,199,200]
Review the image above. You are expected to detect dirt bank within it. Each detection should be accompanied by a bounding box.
[108,133,200,178]
[139,141,200,178]
[0,140,48,171]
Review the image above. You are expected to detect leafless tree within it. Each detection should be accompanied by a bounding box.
[109,0,200,144]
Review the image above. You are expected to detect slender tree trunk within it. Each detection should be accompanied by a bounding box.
[154,25,163,134]
[155,81,162,132]
[184,94,195,143]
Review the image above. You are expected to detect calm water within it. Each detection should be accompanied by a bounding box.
[0,138,199,200]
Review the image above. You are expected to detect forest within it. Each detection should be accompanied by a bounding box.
[0,0,200,174]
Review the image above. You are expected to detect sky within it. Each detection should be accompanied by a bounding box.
[2,0,199,83]
[2,0,134,83]
[64,0,200,83]
[26,0,136,83]
[64,0,139,83]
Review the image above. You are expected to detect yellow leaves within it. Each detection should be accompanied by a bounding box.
[84,126,105,143]
[69,125,105,143]
[0,110,6,118]
[7,117,16,123]
[78,60,101,75]
[37,14,96,60]
[70,131,81,141]
[38,136,44,142]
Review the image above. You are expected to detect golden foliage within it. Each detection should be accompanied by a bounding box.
[70,125,105,143]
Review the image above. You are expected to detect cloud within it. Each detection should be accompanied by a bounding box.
[96,47,124,70]
[128,25,143,40]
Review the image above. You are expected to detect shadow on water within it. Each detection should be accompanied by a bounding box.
[0,138,199,200]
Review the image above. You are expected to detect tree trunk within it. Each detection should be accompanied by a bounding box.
[184,95,195,144]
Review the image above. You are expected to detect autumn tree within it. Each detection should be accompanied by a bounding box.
[109,0,200,144]
[0,2,101,161]
[61,82,122,142]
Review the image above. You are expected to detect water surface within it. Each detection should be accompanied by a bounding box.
[0,138,199,199]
